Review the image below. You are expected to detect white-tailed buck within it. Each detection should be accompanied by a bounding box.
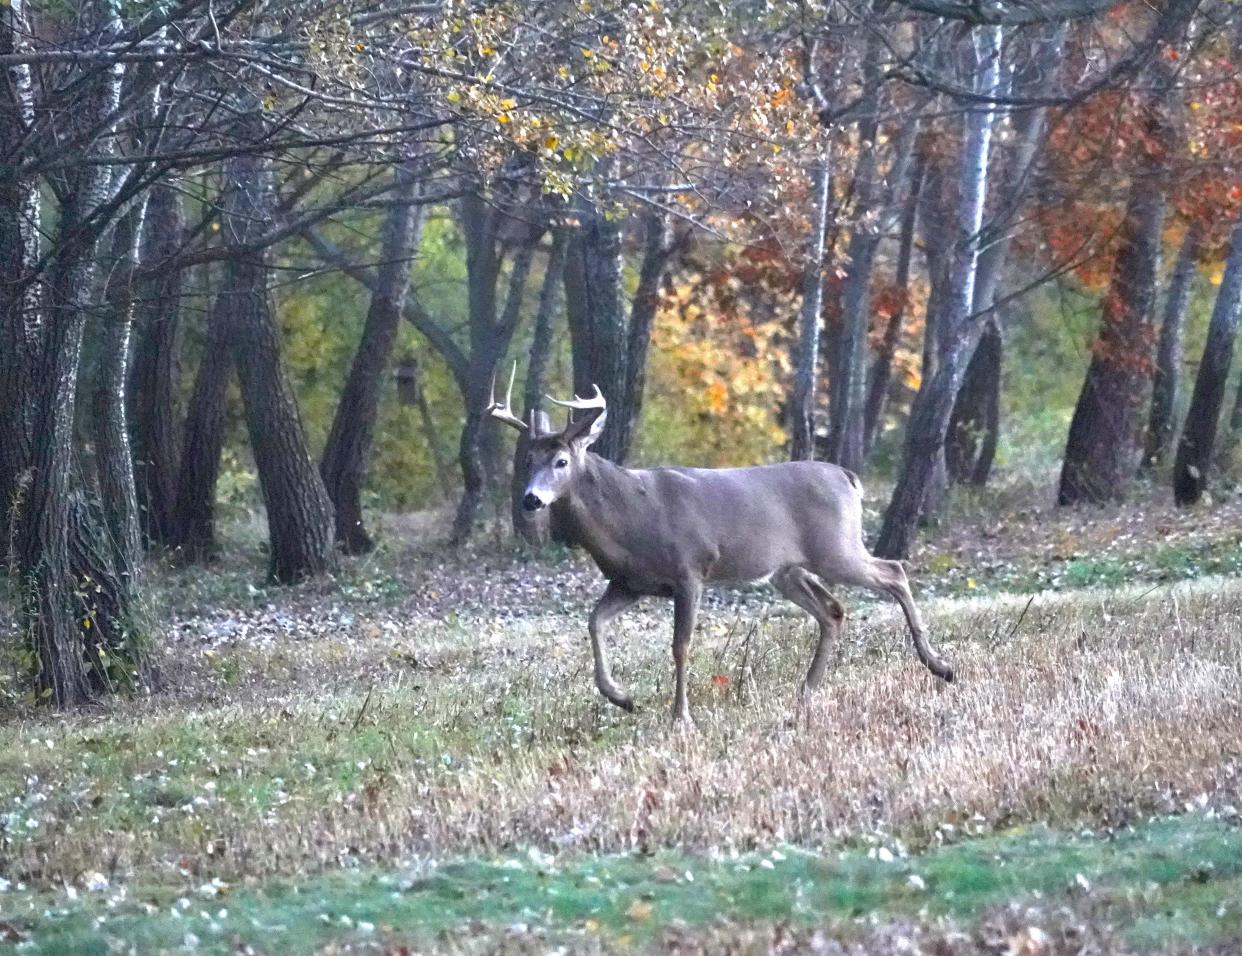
[489,367,954,721]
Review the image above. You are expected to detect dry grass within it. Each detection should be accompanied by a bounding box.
[2,570,1240,893]
[3,493,1242,951]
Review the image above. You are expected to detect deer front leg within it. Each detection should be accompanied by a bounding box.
[671,581,703,722]
[589,580,641,711]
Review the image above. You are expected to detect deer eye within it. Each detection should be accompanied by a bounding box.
[555,458,569,469]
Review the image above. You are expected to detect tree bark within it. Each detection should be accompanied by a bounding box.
[943,25,1065,490]
[172,272,232,562]
[92,197,147,607]
[616,211,675,463]
[452,193,535,543]
[875,26,1002,559]
[1171,209,1242,505]
[945,317,1002,484]
[320,167,425,554]
[564,195,628,462]
[0,0,39,545]
[15,1,127,706]
[222,147,336,583]
[1058,52,1185,506]
[864,152,925,456]
[1143,222,1202,473]
[128,181,185,548]
[827,43,885,474]
[512,231,567,535]
[791,163,833,461]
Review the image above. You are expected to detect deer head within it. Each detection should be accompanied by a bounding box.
[487,363,607,512]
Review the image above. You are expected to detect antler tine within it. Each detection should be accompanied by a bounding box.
[545,383,606,410]
[486,361,529,433]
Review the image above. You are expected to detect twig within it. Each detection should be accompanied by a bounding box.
[351,685,374,731]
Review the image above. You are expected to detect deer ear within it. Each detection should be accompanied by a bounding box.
[565,406,607,451]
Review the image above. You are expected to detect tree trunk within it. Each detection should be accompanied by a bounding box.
[0,0,39,545]
[564,196,628,462]
[128,181,185,548]
[864,151,925,456]
[1143,222,1202,472]
[513,232,567,534]
[1226,373,1242,466]
[222,149,336,583]
[15,2,127,706]
[942,27,1064,490]
[616,211,675,463]
[173,274,232,562]
[1171,209,1242,505]
[1058,56,1184,505]
[945,317,1002,484]
[875,26,1002,559]
[827,44,885,474]
[92,198,147,607]
[791,163,833,461]
[320,168,425,554]
[452,193,535,543]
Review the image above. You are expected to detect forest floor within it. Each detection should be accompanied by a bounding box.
[1,480,1242,953]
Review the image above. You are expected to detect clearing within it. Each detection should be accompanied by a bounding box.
[1,488,1241,953]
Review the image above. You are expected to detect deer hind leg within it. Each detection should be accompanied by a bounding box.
[589,580,641,711]
[843,557,954,682]
[774,566,845,693]
[670,582,703,722]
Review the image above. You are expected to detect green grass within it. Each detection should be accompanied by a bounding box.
[6,814,1240,953]
[924,531,1242,598]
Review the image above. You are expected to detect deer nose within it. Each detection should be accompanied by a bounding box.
[522,493,545,512]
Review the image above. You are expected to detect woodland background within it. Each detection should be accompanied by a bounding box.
[6,2,1242,951]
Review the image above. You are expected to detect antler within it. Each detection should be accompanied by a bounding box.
[546,384,606,413]
[547,384,607,441]
[486,362,529,433]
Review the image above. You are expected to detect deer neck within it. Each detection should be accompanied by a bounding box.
[553,454,637,573]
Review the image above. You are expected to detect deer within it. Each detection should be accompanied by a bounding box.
[487,366,954,722]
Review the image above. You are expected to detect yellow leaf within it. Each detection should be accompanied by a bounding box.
[966,578,977,589]
[543,135,559,150]
[903,367,923,390]
[625,899,654,921]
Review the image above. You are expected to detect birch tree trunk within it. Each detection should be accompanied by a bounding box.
[128,181,186,548]
[1143,223,1202,472]
[15,0,129,706]
[791,162,832,462]
[0,0,40,545]
[92,197,148,609]
[875,26,1002,558]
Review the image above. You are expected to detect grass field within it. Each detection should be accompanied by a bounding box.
[2,490,1242,953]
